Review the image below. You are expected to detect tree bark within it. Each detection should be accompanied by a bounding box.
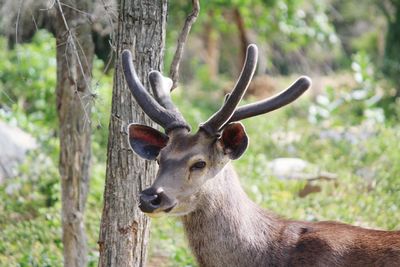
[98,1,168,266]
[383,3,400,96]
[233,8,250,67]
[203,10,219,80]
[54,0,94,266]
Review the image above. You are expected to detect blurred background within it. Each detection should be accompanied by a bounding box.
[0,0,399,266]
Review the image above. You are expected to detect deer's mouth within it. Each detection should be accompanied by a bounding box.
[164,203,177,213]
[143,203,177,218]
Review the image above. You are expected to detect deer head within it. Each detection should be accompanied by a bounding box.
[122,44,311,216]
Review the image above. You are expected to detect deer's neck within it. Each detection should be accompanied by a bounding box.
[182,162,290,267]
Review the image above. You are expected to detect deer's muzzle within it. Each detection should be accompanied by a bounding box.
[139,187,175,213]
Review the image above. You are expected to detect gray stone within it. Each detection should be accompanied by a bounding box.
[0,120,37,182]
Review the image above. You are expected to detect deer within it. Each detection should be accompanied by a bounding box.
[121,44,400,267]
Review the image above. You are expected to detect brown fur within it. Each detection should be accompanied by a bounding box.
[182,163,400,267]
[132,129,400,266]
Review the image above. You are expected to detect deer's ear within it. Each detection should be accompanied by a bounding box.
[219,122,248,160]
[128,124,169,160]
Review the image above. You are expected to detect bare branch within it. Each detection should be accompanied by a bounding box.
[169,0,200,90]
[15,0,23,44]
[55,0,94,126]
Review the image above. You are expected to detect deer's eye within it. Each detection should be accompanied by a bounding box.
[190,161,206,171]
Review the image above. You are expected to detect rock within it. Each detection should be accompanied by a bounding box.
[0,120,37,182]
[266,157,337,198]
[319,123,377,144]
[267,157,337,181]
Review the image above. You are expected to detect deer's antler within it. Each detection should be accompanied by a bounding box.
[200,44,258,135]
[122,50,190,133]
[200,44,311,134]
[227,76,311,125]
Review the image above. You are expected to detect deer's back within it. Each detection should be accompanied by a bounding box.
[286,221,400,266]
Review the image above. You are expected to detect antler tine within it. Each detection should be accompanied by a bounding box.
[148,70,176,110]
[200,44,258,135]
[122,50,190,133]
[226,76,311,124]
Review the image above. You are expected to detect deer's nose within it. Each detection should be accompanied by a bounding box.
[139,187,164,213]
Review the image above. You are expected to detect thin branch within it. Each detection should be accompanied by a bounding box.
[169,0,200,90]
[56,0,71,36]
[100,0,117,73]
[0,89,15,104]
[15,0,23,45]
[57,1,93,86]
[31,12,38,32]
[73,34,92,80]
[60,2,92,16]
[55,0,93,127]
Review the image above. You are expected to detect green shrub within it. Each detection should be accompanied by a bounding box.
[0,30,110,267]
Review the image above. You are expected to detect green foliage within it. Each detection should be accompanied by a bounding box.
[166,0,338,76]
[0,30,110,267]
[0,148,62,266]
[150,219,196,267]
[250,0,337,47]
[0,32,63,266]
[238,109,400,228]
[0,30,57,130]
[308,51,386,125]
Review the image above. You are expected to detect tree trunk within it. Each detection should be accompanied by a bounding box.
[54,0,94,267]
[203,10,219,79]
[233,8,250,67]
[383,3,400,96]
[98,1,168,266]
